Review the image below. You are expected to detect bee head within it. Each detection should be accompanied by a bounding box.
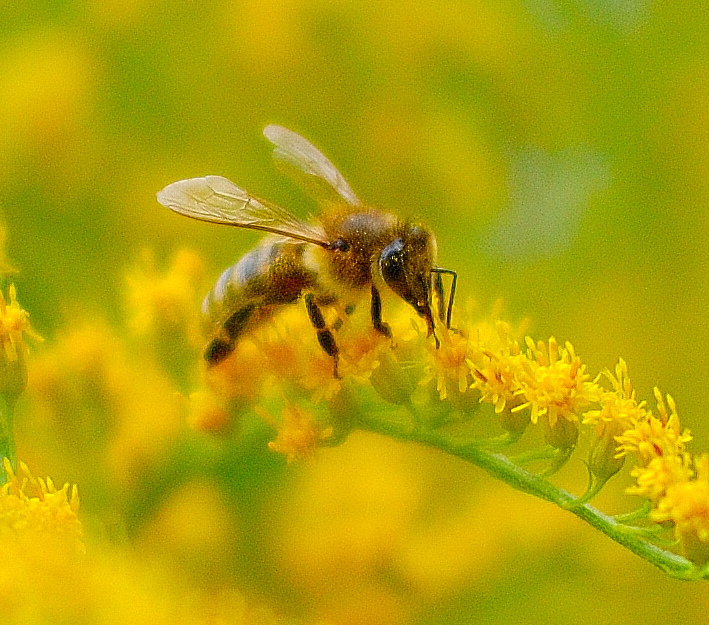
[379,223,438,335]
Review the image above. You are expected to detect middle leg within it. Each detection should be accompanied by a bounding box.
[305,293,340,378]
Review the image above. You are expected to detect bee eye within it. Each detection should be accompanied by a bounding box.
[380,238,406,286]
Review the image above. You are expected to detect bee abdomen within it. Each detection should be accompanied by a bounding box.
[202,239,316,365]
[203,303,258,364]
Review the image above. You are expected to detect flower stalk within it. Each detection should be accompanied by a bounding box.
[354,409,706,579]
[0,393,16,474]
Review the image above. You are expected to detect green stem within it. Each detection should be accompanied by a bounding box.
[0,392,16,481]
[357,412,704,580]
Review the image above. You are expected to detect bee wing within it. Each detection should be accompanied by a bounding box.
[157,175,332,247]
[264,125,362,207]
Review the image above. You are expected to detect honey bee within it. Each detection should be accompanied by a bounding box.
[157,125,456,377]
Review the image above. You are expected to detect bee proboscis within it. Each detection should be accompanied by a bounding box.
[157,125,456,377]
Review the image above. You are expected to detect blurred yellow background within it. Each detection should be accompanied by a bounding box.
[2,0,709,623]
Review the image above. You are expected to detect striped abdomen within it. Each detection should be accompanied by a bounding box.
[202,238,317,364]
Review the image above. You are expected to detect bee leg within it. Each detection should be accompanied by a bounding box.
[370,285,392,338]
[204,338,235,364]
[204,305,255,365]
[433,271,446,324]
[305,293,340,378]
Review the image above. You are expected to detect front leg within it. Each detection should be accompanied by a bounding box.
[370,285,392,338]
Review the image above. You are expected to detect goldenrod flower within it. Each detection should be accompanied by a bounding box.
[421,325,471,401]
[266,404,333,463]
[468,321,523,415]
[512,337,601,435]
[125,249,205,345]
[186,389,233,434]
[627,454,692,501]
[208,306,344,404]
[583,358,647,434]
[0,285,42,397]
[582,359,647,485]
[651,455,709,561]
[0,459,82,552]
[614,388,692,463]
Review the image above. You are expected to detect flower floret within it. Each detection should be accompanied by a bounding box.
[266,404,333,463]
[651,455,709,544]
[583,358,647,432]
[627,454,692,502]
[614,389,692,463]
[512,337,601,428]
[0,459,82,550]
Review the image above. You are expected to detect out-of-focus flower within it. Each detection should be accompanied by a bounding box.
[187,389,233,434]
[0,285,42,398]
[0,459,82,552]
[266,404,333,463]
[25,321,182,490]
[125,248,205,345]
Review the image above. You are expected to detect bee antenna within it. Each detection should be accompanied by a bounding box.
[430,267,457,329]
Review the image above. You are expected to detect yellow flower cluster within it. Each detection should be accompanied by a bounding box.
[583,359,648,436]
[652,455,709,543]
[578,359,709,561]
[265,403,333,463]
[602,386,709,562]
[0,458,82,552]
[512,337,602,447]
[422,312,601,448]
